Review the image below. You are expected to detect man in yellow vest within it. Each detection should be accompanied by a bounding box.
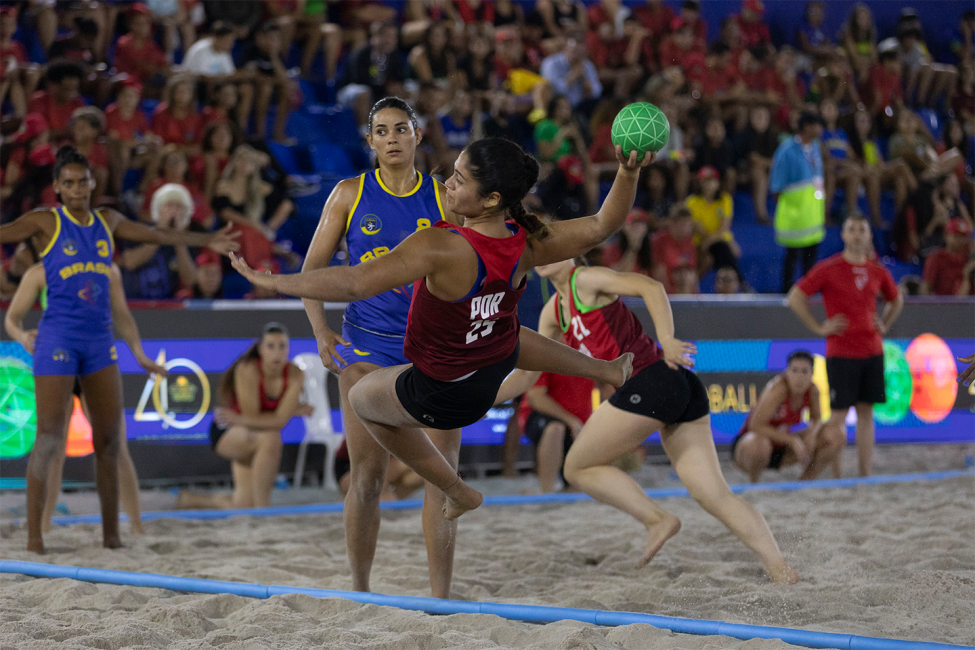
[770,111,826,292]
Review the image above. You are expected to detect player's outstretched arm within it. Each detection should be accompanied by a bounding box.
[0,209,53,245]
[105,209,240,254]
[526,146,654,268]
[230,228,446,302]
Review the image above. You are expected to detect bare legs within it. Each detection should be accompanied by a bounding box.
[26,374,74,552]
[535,420,569,493]
[214,425,283,507]
[733,426,846,484]
[823,404,873,478]
[563,405,798,583]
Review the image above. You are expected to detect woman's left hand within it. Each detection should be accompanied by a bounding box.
[615,145,656,173]
[229,252,277,290]
[214,407,237,426]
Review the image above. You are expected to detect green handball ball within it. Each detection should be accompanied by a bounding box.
[611,103,670,161]
[875,341,913,425]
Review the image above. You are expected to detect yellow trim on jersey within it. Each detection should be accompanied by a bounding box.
[434,180,446,221]
[375,169,422,197]
[38,208,62,258]
[61,206,94,227]
[94,209,115,255]
[345,173,366,233]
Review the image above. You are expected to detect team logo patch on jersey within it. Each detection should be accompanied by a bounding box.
[62,239,78,256]
[77,279,102,304]
[52,348,69,362]
[361,215,382,235]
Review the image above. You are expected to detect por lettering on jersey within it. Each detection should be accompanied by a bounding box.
[470,292,504,320]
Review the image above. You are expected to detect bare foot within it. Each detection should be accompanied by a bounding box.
[767,561,801,585]
[103,534,124,549]
[605,353,634,387]
[27,537,44,554]
[442,479,483,520]
[636,513,681,568]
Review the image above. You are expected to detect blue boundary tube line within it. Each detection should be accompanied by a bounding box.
[1,561,970,650]
[41,468,974,526]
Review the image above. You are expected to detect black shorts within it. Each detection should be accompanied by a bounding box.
[523,411,574,451]
[730,432,788,470]
[209,418,230,450]
[394,342,520,430]
[827,355,885,410]
[609,360,710,425]
[334,455,351,482]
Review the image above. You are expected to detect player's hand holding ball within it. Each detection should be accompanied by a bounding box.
[612,102,669,173]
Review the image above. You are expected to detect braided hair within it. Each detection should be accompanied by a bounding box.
[464,138,548,239]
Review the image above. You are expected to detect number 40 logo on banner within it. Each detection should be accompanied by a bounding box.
[134,349,211,430]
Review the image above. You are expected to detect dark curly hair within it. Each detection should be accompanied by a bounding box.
[53,145,89,181]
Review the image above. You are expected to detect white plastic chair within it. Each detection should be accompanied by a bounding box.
[292,353,343,490]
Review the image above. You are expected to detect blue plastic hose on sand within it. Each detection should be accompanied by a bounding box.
[1,561,971,650]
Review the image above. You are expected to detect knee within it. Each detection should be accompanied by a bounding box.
[541,422,567,444]
[822,426,846,451]
[349,464,386,501]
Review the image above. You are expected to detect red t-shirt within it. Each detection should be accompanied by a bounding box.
[923,248,971,296]
[795,253,899,359]
[201,105,230,125]
[105,103,152,141]
[142,178,212,224]
[152,103,205,146]
[28,91,85,134]
[76,141,108,170]
[189,153,230,183]
[863,64,902,111]
[455,0,494,24]
[585,32,629,69]
[114,34,168,82]
[599,241,650,275]
[587,123,615,163]
[517,372,594,431]
[651,229,696,293]
[634,4,674,38]
[0,40,26,64]
[698,62,741,95]
[658,37,704,71]
[736,16,771,47]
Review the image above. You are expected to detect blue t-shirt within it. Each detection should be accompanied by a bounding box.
[822,128,850,160]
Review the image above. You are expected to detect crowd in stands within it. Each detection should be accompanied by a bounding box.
[1,0,973,301]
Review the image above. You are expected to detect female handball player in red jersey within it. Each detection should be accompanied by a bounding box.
[497,259,800,584]
[732,350,844,483]
[230,137,652,521]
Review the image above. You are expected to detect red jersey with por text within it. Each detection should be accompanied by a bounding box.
[795,253,899,359]
[556,267,662,375]
[403,220,527,381]
[740,379,811,436]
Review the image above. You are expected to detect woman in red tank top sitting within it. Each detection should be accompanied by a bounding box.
[230,138,653,521]
[732,350,844,484]
[496,258,800,584]
[207,323,312,508]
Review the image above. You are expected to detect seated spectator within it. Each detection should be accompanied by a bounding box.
[820,98,864,221]
[678,0,707,47]
[182,21,255,136]
[213,145,277,270]
[531,0,588,44]
[952,62,975,131]
[807,49,860,109]
[494,28,549,121]
[492,0,523,29]
[105,79,161,196]
[658,18,704,74]
[0,114,56,214]
[176,250,225,299]
[49,16,99,64]
[518,371,594,493]
[840,2,878,81]
[637,164,675,225]
[714,265,741,294]
[408,21,457,86]
[693,116,736,195]
[534,94,596,216]
[586,98,623,170]
[479,90,534,150]
[585,16,647,101]
[734,0,771,50]
[152,75,206,154]
[27,60,85,142]
[906,175,973,261]
[733,104,778,224]
[119,183,200,299]
[651,205,698,294]
[338,22,407,131]
[0,6,38,118]
[241,21,297,143]
[457,30,496,98]
[862,46,904,120]
[942,118,974,196]
[848,107,916,227]
[534,95,584,164]
[263,0,324,76]
[880,24,956,109]
[796,1,833,69]
[142,146,214,227]
[600,207,654,275]
[634,0,674,49]
[923,218,974,296]
[69,106,109,204]
[196,122,239,201]
[202,0,263,38]
[113,4,170,95]
[686,165,742,278]
[695,43,748,127]
[439,88,474,171]
[888,110,962,182]
[147,0,197,65]
[539,33,602,118]
[649,101,691,200]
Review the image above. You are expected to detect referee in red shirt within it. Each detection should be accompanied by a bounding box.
[787,214,904,477]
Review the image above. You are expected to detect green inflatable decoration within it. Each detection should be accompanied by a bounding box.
[875,342,912,425]
[0,357,36,459]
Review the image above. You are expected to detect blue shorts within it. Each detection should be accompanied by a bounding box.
[33,329,118,377]
[336,322,408,369]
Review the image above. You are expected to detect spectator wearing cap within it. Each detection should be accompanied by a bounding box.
[923,219,974,296]
[338,21,407,131]
[0,6,39,118]
[652,204,699,294]
[241,21,298,144]
[113,4,170,93]
[539,33,602,117]
[152,74,206,153]
[686,165,743,281]
[69,106,109,203]
[120,182,202,300]
[770,111,825,292]
[601,207,655,275]
[105,79,161,196]
[735,0,771,50]
[27,60,86,142]
[183,21,256,136]
[176,250,225,299]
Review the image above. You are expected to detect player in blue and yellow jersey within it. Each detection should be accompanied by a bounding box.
[0,146,238,554]
[301,97,463,598]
